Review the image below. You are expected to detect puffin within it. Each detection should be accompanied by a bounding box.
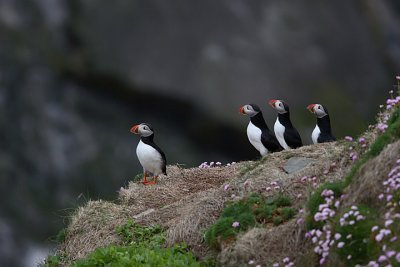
[307,103,336,144]
[268,99,303,149]
[239,104,283,155]
[130,123,166,185]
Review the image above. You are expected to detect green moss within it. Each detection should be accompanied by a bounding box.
[205,193,296,249]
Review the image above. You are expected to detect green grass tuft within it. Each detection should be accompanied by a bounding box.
[273,216,283,226]
[333,206,380,266]
[280,207,296,221]
[306,181,344,230]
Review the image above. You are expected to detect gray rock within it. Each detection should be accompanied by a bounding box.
[283,157,314,174]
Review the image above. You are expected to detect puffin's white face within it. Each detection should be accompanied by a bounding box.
[239,104,260,117]
[130,123,154,137]
[268,99,288,114]
[308,104,328,118]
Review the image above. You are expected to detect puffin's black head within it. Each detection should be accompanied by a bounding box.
[268,99,289,114]
[130,123,154,137]
[307,104,329,118]
[239,104,261,117]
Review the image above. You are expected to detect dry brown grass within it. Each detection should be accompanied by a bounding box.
[343,140,400,210]
[59,141,352,265]
[60,200,131,264]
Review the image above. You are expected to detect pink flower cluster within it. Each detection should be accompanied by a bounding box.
[265,181,281,192]
[299,175,320,188]
[386,96,400,110]
[367,159,400,266]
[367,159,400,267]
[272,257,294,267]
[198,161,222,168]
[338,205,365,227]
[305,190,364,265]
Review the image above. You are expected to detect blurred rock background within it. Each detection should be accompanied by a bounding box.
[0,0,399,266]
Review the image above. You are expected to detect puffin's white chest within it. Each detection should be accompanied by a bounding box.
[247,122,267,155]
[311,125,321,144]
[274,118,289,149]
[136,140,163,175]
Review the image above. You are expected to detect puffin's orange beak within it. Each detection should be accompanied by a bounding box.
[239,106,245,114]
[268,99,277,108]
[130,124,140,134]
[307,104,316,113]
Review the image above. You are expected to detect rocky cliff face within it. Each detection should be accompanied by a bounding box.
[0,0,399,266]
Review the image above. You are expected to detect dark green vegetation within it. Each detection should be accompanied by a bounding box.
[205,193,296,249]
[71,220,206,267]
[333,206,380,266]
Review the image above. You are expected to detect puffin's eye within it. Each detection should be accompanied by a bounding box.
[318,106,321,109]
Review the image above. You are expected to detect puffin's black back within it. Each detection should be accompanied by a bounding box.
[316,108,336,143]
[278,112,303,148]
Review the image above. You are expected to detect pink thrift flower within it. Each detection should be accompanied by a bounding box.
[347,255,352,260]
[346,234,352,239]
[224,184,230,191]
[375,233,384,242]
[385,219,393,227]
[232,221,240,228]
[273,263,279,267]
[319,258,325,265]
[334,233,341,240]
[396,75,400,80]
[396,252,400,262]
[248,260,255,264]
[296,218,304,225]
[283,257,290,263]
[344,136,353,141]
[358,137,366,143]
[386,250,396,258]
[337,242,345,248]
[266,187,271,191]
[390,236,397,242]
[371,225,379,232]
[378,255,387,262]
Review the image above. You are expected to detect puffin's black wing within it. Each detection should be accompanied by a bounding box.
[150,143,167,175]
[261,130,284,152]
[284,128,303,148]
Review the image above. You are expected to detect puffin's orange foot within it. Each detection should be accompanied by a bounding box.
[143,181,156,185]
